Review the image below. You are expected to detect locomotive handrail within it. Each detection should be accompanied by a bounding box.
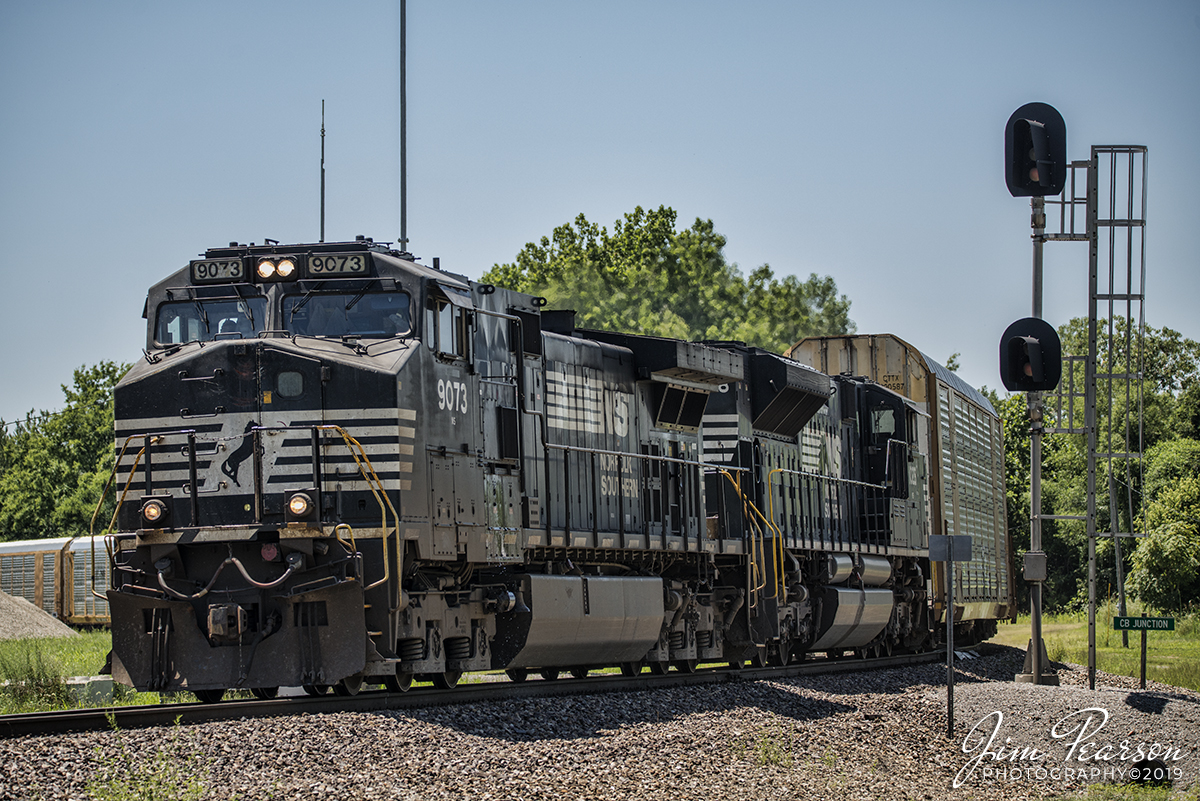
[314,425,401,598]
[545,441,747,545]
[88,433,164,601]
[717,469,769,606]
[334,523,358,555]
[544,442,747,471]
[92,424,401,607]
[764,466,891,551]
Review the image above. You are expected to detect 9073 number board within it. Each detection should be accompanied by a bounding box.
[306,253,370,277]
[191,258,245,283]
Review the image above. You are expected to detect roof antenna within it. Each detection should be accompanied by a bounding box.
[399,0,408,255]
[320,99,326,243]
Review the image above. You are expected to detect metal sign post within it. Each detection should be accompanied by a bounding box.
[931,533,971,738]
[1115,616,1175,689]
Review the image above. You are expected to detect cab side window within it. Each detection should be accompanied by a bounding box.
[425,297,470,360]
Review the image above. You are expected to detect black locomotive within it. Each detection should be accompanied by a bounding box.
[102,238,1013,699]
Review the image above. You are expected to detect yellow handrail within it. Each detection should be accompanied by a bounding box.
[718,469,767,605]
[89,424,403,603]
[319,425,401,594]
[86,434,158,600]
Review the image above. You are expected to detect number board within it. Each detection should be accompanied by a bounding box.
[191,258,246,283]
[305,252,371,277]
[1114,616,1175,631]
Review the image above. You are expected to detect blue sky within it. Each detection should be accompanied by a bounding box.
[2,1,1197,421]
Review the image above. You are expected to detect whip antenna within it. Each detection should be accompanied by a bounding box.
[399,0,407,252]
[320,99,326,243]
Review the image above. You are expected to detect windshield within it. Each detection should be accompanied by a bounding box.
[283,291,412,338]
[155,298,268,344]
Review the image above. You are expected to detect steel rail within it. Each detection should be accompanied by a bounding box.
[0,650,945,739]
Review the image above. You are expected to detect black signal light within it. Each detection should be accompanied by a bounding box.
[1005,102,1067,197]
[999,317,1062,392]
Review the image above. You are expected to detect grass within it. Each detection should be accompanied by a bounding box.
[1072,782,1200,800]
[0,639,74,711]
[0,630,161,713]
[994,600,1200,692]
[87,716,209,801]
[732,724,795,767]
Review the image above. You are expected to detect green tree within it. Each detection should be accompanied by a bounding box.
[0,361,128,540]
[1143,438,1200,506]
[482,206,854,351]
[994,319,1200,610]
[1126,476,1200,612]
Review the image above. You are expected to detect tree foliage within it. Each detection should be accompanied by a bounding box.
[1126,477,1200,612]
[482,206,854,351]
[0,362,128,540]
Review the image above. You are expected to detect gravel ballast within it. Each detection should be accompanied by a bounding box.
[2,645,1196,800]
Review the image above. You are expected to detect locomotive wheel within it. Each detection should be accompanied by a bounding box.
[648,662,669,676]
[672,659,698,674]
[883,640,894,657]
[193,689,225,704]
[750,647,768,668]
[619,662,642,677]
[383,672,414,692]
[334,675,363,696]
[506,668,529,683]
[303,684,330,696]
[250,687,279,700]
[570,668,589,680]
[433,670,462,689]
[539,668,560,681]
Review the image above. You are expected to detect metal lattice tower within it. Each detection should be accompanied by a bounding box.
[1042,146,1148,690]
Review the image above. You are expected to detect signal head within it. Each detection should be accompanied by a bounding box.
[999,317,1062,392]
[1005,102,1067,197]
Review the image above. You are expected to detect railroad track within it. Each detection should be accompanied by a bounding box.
[0,650,945,739]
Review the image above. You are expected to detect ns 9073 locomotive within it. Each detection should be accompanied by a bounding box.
[102,237,1013,699]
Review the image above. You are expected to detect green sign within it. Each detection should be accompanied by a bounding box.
[1114,616,1175,631]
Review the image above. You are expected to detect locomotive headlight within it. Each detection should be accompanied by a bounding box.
[275,258,296,277]
[287,492,312,517]
[141,499,167,524]
[256,259,277,279]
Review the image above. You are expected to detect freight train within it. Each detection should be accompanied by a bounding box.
[0,536,109,626]
[97,237,1013,700]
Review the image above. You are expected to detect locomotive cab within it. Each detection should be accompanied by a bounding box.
[108,239,441,695]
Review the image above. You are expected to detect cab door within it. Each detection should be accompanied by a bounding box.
[424,283,483,561]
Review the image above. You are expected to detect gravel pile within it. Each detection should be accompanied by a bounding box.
[0,590,77,641]
[2,645,1196,800]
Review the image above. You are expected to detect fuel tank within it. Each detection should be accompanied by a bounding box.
[491,575,665,668]
[809,586,893,651]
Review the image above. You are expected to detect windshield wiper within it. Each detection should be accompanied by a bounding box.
[193,301,210,332]
[289,288,319,319]
[344,281,376,312]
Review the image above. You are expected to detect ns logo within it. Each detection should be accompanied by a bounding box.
[611,392,631,438]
